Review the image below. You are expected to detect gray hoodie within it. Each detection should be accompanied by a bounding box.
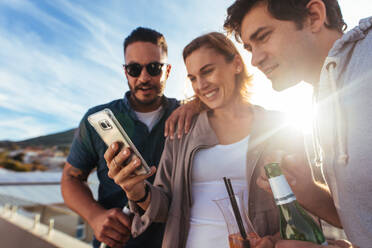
[313,17,372,247]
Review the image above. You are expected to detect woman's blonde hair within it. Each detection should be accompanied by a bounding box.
[183,32,253,111]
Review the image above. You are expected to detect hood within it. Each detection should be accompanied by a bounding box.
[312,17,372,168]
[329,17,372,57]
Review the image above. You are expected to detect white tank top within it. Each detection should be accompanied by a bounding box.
[185,135,250,248]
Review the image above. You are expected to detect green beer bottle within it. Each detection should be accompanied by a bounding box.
[264,163,327,245]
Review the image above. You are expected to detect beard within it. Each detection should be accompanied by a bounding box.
[128,81,165,105]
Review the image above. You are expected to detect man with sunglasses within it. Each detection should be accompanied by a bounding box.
[61,27,181,248]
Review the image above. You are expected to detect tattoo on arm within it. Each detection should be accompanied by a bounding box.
[66,166,89,181]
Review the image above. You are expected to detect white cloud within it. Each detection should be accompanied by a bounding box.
[0,31,122,117]
[0,116,55,141]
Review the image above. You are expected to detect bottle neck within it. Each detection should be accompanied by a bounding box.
[268,175,296,205]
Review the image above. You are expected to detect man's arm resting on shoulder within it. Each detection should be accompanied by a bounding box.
[164,98,199,139]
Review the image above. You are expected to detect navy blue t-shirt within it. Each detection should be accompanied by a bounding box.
[67,91,179,247]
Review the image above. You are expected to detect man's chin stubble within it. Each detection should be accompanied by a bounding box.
[133,93,161,106]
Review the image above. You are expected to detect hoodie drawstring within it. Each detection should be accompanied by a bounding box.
[311,91,323,168]
[311,57,349,170]
[326,62,349,166]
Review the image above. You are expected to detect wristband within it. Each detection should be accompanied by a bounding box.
[134,184,150,203]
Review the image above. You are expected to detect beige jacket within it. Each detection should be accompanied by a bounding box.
[130,105,304,248]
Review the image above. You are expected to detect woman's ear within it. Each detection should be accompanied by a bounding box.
[306,0,327,33]
[234,56,243,74]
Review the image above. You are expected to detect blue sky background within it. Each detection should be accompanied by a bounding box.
[0,0,370,141]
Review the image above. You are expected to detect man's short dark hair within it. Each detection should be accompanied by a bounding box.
[123,27,168,56]
[224,0,347,42]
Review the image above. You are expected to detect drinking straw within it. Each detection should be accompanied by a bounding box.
[223,177,247,240]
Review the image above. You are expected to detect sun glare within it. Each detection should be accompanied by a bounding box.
[277,84,313,134]
[238,47,314,134]
[250,70,314,134]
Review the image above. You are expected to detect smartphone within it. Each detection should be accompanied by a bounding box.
[88,108,151,176]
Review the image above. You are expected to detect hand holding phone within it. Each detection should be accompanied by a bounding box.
[88,108,151,176]
[105,142,155,203]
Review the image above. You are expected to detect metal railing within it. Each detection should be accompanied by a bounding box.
[0,205,90,248]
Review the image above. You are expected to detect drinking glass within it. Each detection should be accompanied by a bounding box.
[213,191,259,248]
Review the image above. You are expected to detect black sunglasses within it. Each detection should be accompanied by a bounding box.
[124,62,166,77]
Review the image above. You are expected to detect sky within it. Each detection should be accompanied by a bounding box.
[0,0,370,141]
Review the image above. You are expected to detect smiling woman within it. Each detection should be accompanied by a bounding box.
[183,33,252,114]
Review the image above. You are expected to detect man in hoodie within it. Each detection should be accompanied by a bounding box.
[224,0,372,247]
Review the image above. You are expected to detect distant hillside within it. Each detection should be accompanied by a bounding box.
[15,128,77,148]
